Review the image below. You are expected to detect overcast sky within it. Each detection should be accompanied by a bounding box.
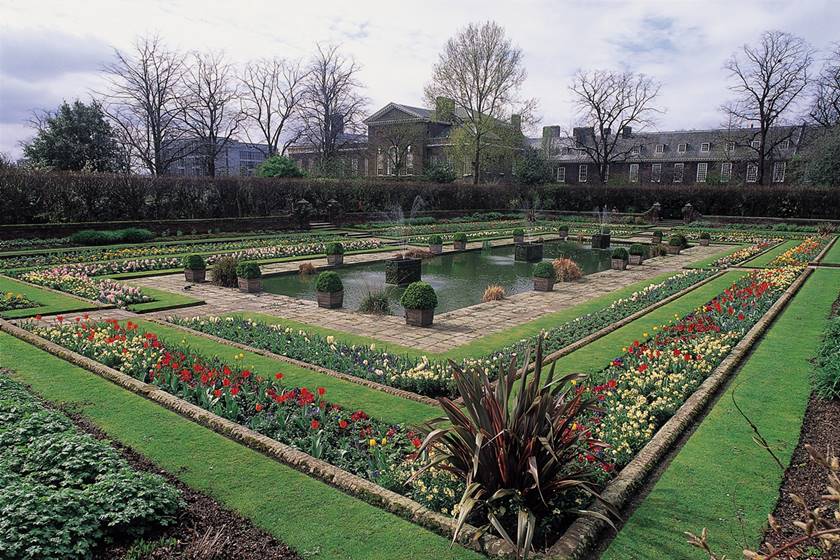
[1,0,838,158]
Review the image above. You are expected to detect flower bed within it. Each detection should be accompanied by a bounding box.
[171,269,717,398]
[19,268,151,308]
[0,374,181,559]
[707,240,775,268]
[0,291,37,311]
[769,236,825,266]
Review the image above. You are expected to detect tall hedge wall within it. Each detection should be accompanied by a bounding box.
[1,170,837,224]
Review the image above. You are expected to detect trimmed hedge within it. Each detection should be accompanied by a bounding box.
[533,261,556,279]
[400,281,437,310]
[315,271,343,293]
[69,228,154,245]
[2,169,839,225]
[235,262,261,279]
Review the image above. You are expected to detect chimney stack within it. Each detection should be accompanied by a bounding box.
[622,126,633,138]
[510,114,521,131]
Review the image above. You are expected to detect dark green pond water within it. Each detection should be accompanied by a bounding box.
[262,242,613,316]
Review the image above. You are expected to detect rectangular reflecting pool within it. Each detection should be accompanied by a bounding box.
[262,242,613,316]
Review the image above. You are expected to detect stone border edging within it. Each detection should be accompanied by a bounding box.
[0,318,515,558]
[544,266,813,560]
[810,235,837,265]
[144,316,441,408]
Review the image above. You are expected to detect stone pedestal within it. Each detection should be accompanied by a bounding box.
[514,242,544,262]
[385,257,421,285]
[591,234,611,249]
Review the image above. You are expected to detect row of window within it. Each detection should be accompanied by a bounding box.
[630,138,790,156]
[556,161,786,183]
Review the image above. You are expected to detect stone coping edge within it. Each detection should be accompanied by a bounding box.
[544,265,813,560]
[144,316,441,408]
[0,318,514,558]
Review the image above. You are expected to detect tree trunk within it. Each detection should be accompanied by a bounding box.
[473,140,481,185]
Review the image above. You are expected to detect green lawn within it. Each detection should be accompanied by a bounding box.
[683,244,750,269]
[821,237,840,264]
[740,239,800,268]
[0,275,100,319]
[126,285,204,313]
[602,268,840,560]
[0,332,481,560]
[131,319,439,426]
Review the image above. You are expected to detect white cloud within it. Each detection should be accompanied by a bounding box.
[0,0,837,158]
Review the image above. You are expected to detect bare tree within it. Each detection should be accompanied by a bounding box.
[100,35,186,175]
[722,30,814,184]
[370,122,422,177]
[178,51,244,177]
[809,42,840,127]
[567,70,662,184]
[298,44,367,172]
[425,21,535,184]
[240,58,307,156]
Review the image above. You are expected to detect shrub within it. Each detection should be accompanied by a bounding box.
[69,228,154,246]
[410,336,614,555]
[629,243,646,256]
[428,234,443,245]
[255,155,304,178]
[813,315,840,400]
[558,224,569,232]
[452,232,468,243]
[298,262,316,275]
[699,231,711,240]
[553,258,583,281]
[669,233,688,247]
[512,228,525,236]
[211,256,239,287]
[611,247,629,261]
[358,289,392,315]
[533,261,557,279]
[325,242,344,255]
[235,262,261,279]
[182,254,205,270]
[424,163,457,183]
[119,228,155,243]
[315,271,343,293]
[650,244,668,257]
[400,281,437,310]
[482,284,505,302]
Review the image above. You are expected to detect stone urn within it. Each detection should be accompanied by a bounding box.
[184,268,205,283]
[533,277,554,292]
[514,242,544,262]
[385,257,422,285]
[316,290,344,309]
[405,308,434,327]
[238,277,262,293]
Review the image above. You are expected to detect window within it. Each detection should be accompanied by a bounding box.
[720,162,732,182]
[629,163,639,183]
[674,163,684,183]
[773,161,786,183]
[655,144,665,154]
[700,142,710,153]
[556,166,566,183]
[779,139,790,150]
[651,163,662,183]
[727,141,736,152]
[677,143,687,153]
[631,145,641,155]
[579,164,588,183]
[376,148,384,176]
[405,145,414,175]
[750,140,761,149]
[364,158,369,176]
[746,163,758,183]
[696,162,708,183]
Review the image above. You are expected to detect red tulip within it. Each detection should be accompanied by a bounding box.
[310,419,320,430]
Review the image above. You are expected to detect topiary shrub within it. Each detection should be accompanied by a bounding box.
[69,229,120,246]
[629,244,646,256]
[428,234,443,245]
[400,281,438,310]
[558,224,569,232]
[533,261,557,279]
[211,256,239,287]
[315,271,343,293]
[183,254,205,270]
[453,232,468,243]
[325,242,344,255]
[611,247,629,261]
[699,231,711,240]
[669,234,688,247]
[235,262,261,279]
[512,228,525,236]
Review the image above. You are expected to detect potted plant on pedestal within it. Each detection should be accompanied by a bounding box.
[667,234,687,255]
[236,262,262,292]
[315,271,344,309]
[591,228,611,249]
[325,242,345,265]
[557,224,569,240]
[183,254,206,283]
[512,228,525,243]
[428,235,443,255]
[652,229,663,244]
[533,261,556,292]
[452,232,468,251]
[699,232,711,246]
[400,281,437,327]
[628,244,646,265]
[611,247,629,270]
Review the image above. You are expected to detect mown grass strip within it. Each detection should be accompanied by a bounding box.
[602,268,840,560]
[0,275,100,319]
[740,239,800,268]
[0,333,481,560]
[130,318,439,426]
[821,236,840,264]
[682,244,750,269]
[125,285,204,313]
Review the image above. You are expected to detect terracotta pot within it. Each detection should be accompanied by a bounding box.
[629,254,644,265]
[327,254,344,266]
[453,241,467,251]
[184,268,206,283]
[238,277,262,293]
[666,245,682,255]
[611,258,628,270]
[429,244,442,254]
[405,308,434,327]
[316,290,344,309]
[533,277,554,292]
[513,234,525,243]
[700,239,710,246]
